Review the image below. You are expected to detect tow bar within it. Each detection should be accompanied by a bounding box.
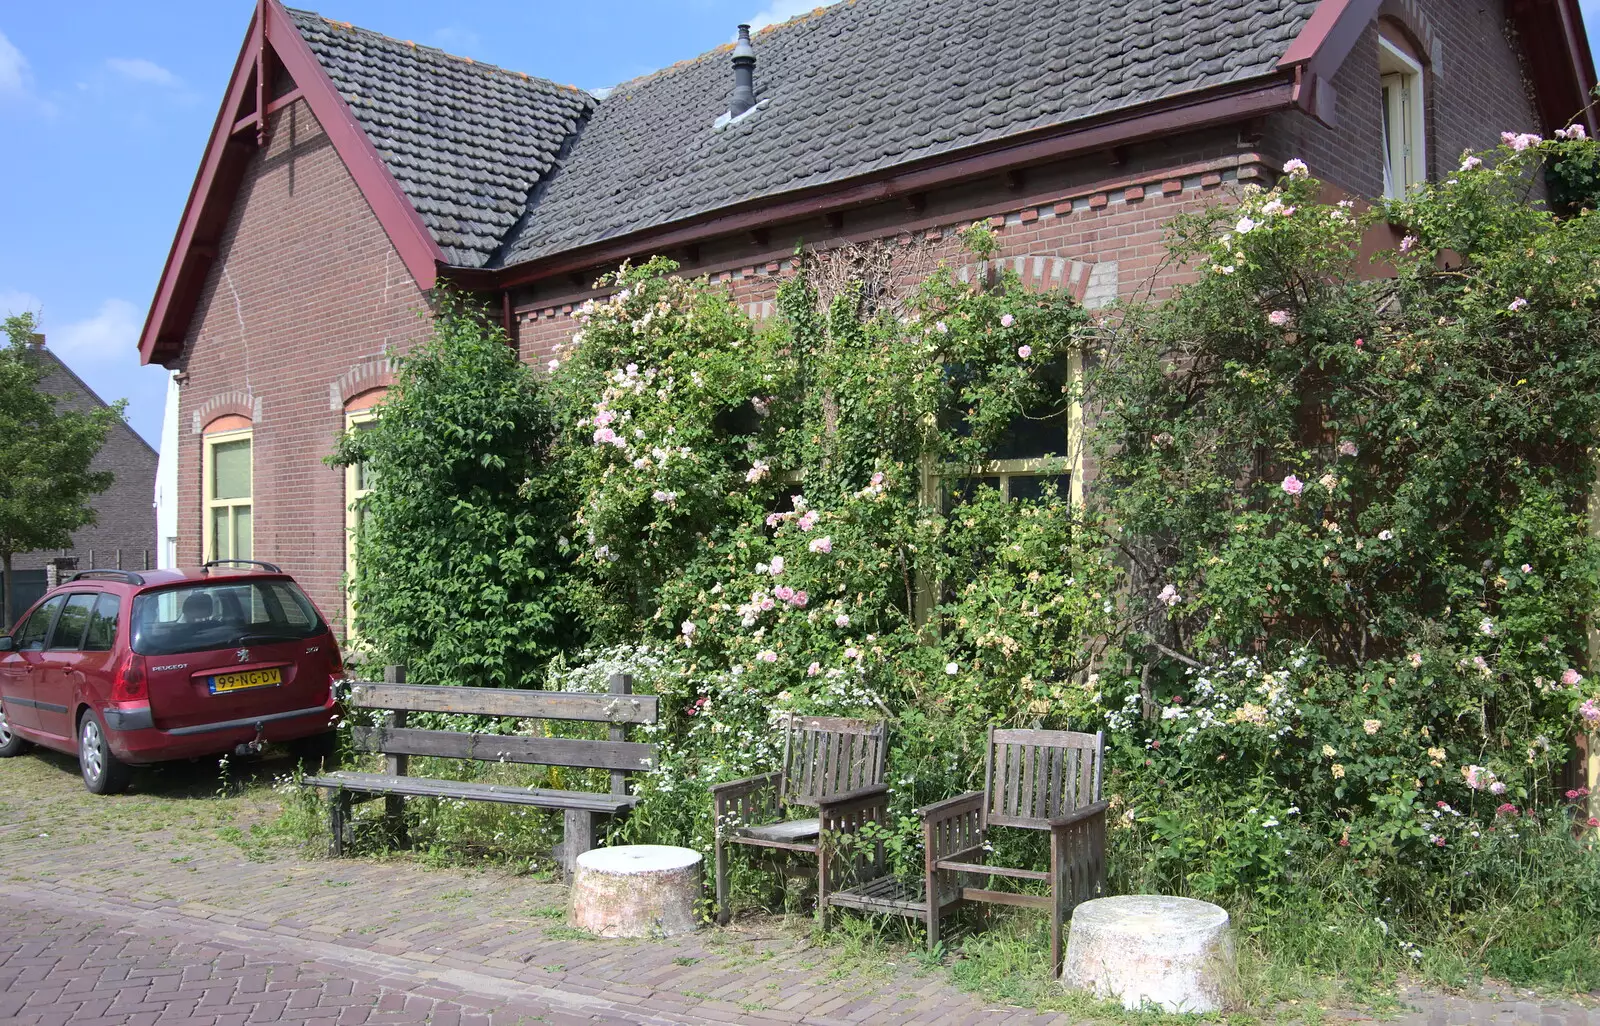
[233,722,267,757]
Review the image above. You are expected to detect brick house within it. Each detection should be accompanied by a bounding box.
[4,342,159,626]
[136,0,1596,628]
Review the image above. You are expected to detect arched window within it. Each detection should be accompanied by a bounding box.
[343,389,387,634]
[1379,32,1427,199]
[202,415,253,562]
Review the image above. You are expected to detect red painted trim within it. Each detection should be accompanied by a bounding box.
[469,78,1299,291]
[137,9,264,366]
[138,0,444,368]
[1278,0,1382,81]
[1557,0,1599,133]
[262,2,444,289]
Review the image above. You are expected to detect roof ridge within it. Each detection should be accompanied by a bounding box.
[600,1,848,97]
[283,6,594,97]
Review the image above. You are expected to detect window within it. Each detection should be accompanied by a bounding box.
[47,594,97,650]
[203,426,253,562]
[83,594,121,652]
[14,596,64,652]
[131,580,323,657]
[1379,36,1426,199]
[344,406,381,633]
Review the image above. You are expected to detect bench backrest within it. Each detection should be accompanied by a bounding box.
[779,715,887,808]
[982,726,1102,830]
[345,669,658,794]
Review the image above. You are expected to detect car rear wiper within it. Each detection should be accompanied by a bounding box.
[234,632,301,645]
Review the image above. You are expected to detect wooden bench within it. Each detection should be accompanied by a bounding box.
[304,668,657,872]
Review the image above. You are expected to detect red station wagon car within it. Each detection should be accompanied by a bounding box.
[0,561,341,793]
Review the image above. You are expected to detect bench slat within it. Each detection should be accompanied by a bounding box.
[346,682,659,724]
[303,771,638,813]
[350,725,657,772]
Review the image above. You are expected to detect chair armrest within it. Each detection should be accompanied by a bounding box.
[711,771,782,798]
[713,771,782,838]
[1048,799,1110,831]
[817,782,890,817]
[918,790,983,822]
[920,791,984,862]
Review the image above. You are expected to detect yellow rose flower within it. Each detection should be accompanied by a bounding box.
[1332,763,1346,779]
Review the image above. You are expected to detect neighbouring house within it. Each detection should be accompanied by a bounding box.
[136,0,1596,632]
[4,340,159,627]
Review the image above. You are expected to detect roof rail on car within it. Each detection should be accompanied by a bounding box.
[67,569,147,586]
[200,559,284,574]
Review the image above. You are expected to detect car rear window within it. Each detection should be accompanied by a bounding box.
[130,579,325,656]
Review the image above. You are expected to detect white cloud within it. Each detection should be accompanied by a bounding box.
[0,29,52,115]
[105,57,180,87]
[49,298,142,364]
[748,0,837,30]
[0,289,43,320]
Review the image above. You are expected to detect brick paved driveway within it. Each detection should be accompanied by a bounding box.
[0,751,1596,1025]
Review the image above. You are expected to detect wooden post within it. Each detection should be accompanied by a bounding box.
[608,673,631,796]
[563,809,597,875]
[383,664,408,847]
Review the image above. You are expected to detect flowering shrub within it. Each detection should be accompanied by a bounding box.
[1092,135,1600,963]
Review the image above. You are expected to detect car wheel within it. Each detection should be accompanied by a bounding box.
[78,712,131,795]
[0,703,31,757]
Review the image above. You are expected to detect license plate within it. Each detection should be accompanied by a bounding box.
[209,668,282,694]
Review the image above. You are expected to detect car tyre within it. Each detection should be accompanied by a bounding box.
[78,711,131,795]
[0,703,31,757]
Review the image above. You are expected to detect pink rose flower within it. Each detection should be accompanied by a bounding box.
[1017,345,1032,359]
[809,536,832,554]
[835,614,850,628]
[791,590,808,608]
[1000,314,1014,328]
[1281,474,1304,496]
[1268,310,1290,326]
[1562,668,1583,687]
[1338,440,1358,457]
[1508,297,1528,312]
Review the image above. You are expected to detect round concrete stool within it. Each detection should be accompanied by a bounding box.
[1062,895,1234,1013]
[568,845,703,938]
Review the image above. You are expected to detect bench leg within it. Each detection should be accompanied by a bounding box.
[562,809,598,875]
[328,792,350,858]
[714,835,729,925]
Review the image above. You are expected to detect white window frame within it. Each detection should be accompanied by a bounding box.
[344,408,380,634]
[1379,37,1427,199]
[201,427,253,563]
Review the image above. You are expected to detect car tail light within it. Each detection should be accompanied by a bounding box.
[327,645,345,690]
[111,653,147,702]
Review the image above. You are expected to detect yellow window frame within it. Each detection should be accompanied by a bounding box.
[201,427,253,563]
[344,408,379,636]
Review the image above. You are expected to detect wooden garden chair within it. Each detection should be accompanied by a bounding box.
[822,726,1108,977]
[712,715,888,924]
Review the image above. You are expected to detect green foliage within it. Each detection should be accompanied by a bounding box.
[328,292,579,686]
[1088,137,1600,983]
[0,313,122,626]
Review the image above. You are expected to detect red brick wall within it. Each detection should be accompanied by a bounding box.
[1264,0,1543,196]
[174,99,430,623]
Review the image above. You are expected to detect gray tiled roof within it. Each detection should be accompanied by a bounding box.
[496,0,1319,266]
[288,9,594,268]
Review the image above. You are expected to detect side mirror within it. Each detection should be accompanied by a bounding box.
[0,636,12,652]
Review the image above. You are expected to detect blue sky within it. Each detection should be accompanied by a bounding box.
[1,0,1597,446]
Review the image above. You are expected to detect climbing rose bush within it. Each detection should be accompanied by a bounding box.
[1090,135,1600,959]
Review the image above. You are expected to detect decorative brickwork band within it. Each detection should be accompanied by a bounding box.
[329,357,398,410]
[191,391,260,435]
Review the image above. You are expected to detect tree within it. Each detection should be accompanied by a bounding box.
[0,313,122,628]
[328,293,578,687]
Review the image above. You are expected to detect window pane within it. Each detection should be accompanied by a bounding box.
[353,420,376,491]
[47,594,96,650]
[945,477,1001,511]
[16,596,65,651]
[233,505,252,560]
[83,594,121,652]
[131,580,324,656]
[212,438,251,500]
[1007,475,1072,502]
[211,507,232,560]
